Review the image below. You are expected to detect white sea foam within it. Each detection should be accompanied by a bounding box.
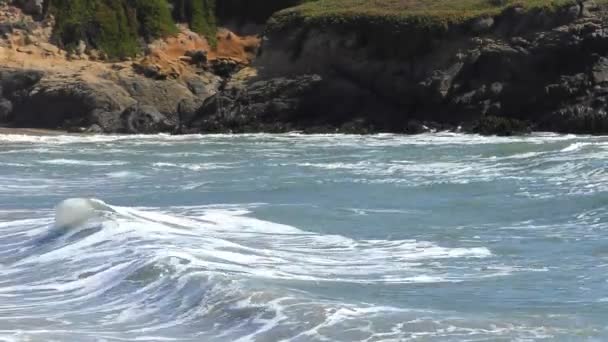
[48,200,497,286]
[0,131,595,147]
[152,162,234,171]
[106,171,142,179]
[38,159,128,166]
[561,142,592,152]
[1,132,607,341]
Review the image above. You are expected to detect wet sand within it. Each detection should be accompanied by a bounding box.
[0,127,68,135]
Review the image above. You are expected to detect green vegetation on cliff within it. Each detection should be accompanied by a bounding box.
[189,0,217,46]
[48,0,217,59]
[46,0,593,59]
[268,0,588,32]
[93,0,139,58]
[50,0,139,59]
[171,0,217,45]
[132,0,178,39]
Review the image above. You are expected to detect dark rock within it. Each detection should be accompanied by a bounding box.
[591,56,608,84]
[0,66,211,133]
[469,116,532,136]
[90,109,124,133]
[122,104,174,134]
[6,2,608,135]
[0,69,44,94]
[471,17,495,33]
[115,74,205,127]
[132,63,167,80]
[13,0,44,17]
[210,58,243,78]
[184,74,219,97]
[10,74,132,129]
[0,98,12,122]
[188,75,323,132]
[249,2,608,134]
[0,23,14,38]
[85,124,104,134]
[540,106,608,134]
[404,120,432,134]
[66,126,88,133]
[177,97,204,133]
[184,50,208,66]
[545,74,590,101]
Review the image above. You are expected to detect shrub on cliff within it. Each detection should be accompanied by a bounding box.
[48,0,217,58]
[93,0,139,59]
[131,0,178,39]
[170,0,217,46]
[48,0,96,51]
[49,0,163,58]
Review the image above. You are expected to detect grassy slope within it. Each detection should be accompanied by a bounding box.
[269,0,602,31]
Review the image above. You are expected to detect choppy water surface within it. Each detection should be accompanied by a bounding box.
[0,132,607,341]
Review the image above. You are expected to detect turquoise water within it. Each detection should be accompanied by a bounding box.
[0,132,607,341]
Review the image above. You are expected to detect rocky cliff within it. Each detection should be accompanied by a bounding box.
[3,0,608,135]
[196,0,608,135]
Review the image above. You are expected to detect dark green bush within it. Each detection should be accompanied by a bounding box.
[46,0,317,58]
[48,0,95,50]
[131,0,178,39]
[48,0,217,58]
[93,0,139,59]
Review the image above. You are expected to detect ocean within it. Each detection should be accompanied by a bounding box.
[0,132,607,341]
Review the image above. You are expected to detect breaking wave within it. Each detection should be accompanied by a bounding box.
[0,198,521,341]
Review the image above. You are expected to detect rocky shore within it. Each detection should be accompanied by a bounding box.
[2,0,608,135]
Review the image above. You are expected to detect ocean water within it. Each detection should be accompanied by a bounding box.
[0,132,607,341]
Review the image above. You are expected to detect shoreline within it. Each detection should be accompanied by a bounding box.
[2,2,608,136]
[0,126,602,138]
[0,127,68,136]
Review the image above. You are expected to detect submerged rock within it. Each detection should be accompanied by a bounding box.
[468,116,532,136]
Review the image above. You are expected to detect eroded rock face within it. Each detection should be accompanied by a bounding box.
[0,69,43,94]
[3,2,608,135]
[185,75,323,133]
[251,1,608,134]
[0,67,218,133]
[8,71,133,129]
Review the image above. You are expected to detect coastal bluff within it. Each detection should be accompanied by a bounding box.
[2,0,608,135]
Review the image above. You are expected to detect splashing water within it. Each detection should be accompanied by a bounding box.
[0,132,607,341]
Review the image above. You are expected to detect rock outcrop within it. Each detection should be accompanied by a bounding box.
[0,66,220,133]
[234,0,608,135]
[3,1,608,135]
[185,74,323,133]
